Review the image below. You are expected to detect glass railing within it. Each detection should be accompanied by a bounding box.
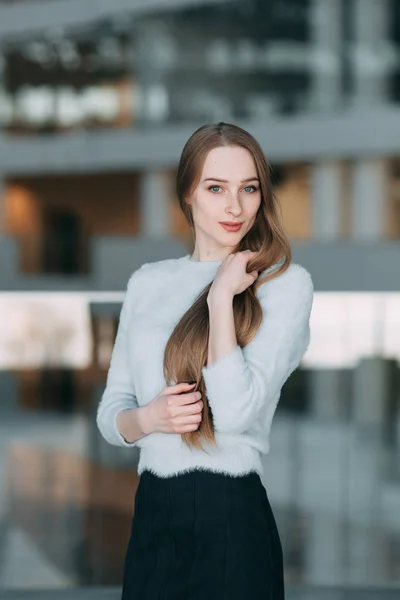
[0,289,399,592]
[1,366,399,591]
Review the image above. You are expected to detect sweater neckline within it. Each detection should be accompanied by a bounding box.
[182,254,224,267]
[181,253,284,275]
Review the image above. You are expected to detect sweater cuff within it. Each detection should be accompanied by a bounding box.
[201,344,245,403]
[113,408,138,447]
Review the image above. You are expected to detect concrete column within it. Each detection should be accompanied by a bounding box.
[352,357,390,427]
[134,19,172,124]
[0,175,4,233]
[309,0,343,112]
[351,0,389,247]
[350,159,387,240]
[351,0,391,107]
[139,170,171,237]
[0,372,20,416]
[309,1,343,246]
[346,424,385,584]
[309,368,343,420]
[305,512,342,585]
[311,162,343,239]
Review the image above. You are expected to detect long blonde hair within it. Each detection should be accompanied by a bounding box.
[163,122,291,452]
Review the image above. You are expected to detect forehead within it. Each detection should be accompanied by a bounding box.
[201,146,257,178]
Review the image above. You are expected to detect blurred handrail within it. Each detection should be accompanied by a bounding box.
[0,0,234,45]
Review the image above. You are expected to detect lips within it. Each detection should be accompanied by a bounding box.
[220,222,243,232]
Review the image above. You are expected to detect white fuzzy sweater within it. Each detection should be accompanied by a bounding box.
[96,253,314,478]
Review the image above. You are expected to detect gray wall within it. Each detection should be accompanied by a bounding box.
[1,235,400,291]
[1,109,400,175]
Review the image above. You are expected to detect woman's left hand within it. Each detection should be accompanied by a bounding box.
[209,250,259,301]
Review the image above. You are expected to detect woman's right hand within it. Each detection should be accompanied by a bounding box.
[141,382,203,435]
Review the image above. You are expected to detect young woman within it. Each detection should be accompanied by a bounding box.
[96,122,314,599]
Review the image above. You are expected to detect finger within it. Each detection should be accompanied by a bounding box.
[180,422,201,433]
[242,250,258,260]
[174,413,203,426]
[170,399,202,415]
[172,391,201,405]
[181,400,203,414]
[166,382,196,393]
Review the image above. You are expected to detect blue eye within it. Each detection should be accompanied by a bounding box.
[208,185,258,193]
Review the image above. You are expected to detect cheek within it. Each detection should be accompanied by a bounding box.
[191,198,218,232]
[243,195,261,217]
[197,194,219,220]
[250,194,262,215]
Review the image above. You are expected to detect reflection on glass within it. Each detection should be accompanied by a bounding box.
[0,291,399,589]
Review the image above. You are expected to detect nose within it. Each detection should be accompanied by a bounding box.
[226,191,242,215]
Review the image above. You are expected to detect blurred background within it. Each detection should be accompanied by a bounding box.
[0,0,400,598]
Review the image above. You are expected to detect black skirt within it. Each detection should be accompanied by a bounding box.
[121,469,285,600]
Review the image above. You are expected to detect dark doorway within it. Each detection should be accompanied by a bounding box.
[42,209,87,274]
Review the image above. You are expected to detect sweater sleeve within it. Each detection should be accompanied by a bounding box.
[201,265,314,434]
[96,266,144,447]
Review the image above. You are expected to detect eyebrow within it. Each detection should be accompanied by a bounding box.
[202,177,259,183]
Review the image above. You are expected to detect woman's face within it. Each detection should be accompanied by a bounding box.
[189,145,262,259]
